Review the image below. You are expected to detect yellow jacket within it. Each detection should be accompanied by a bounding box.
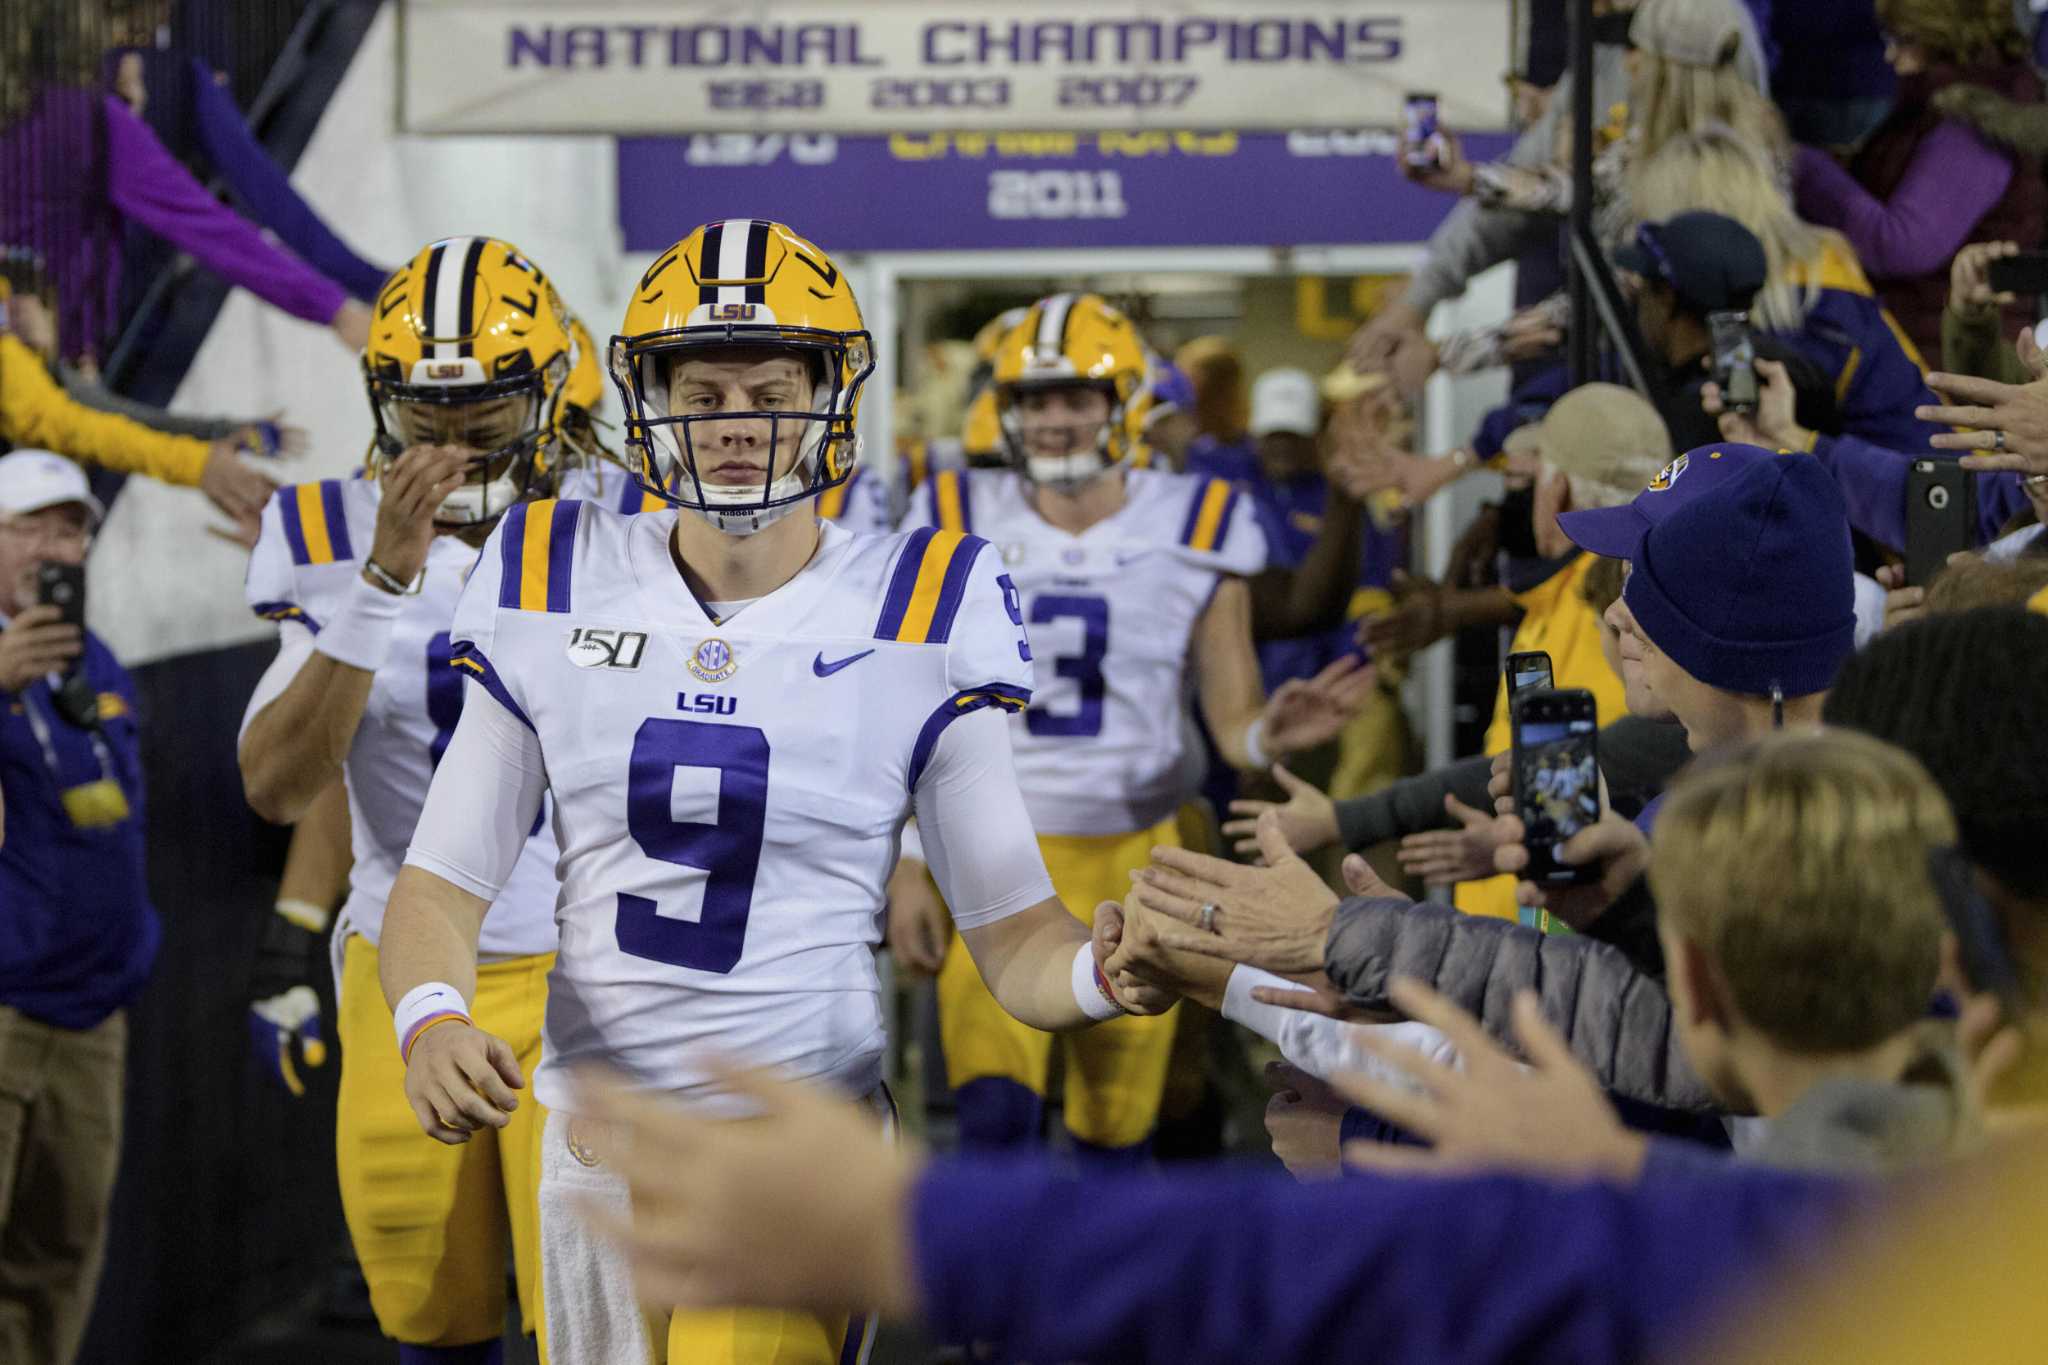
[1456,552,1630,921]
[1,333,211,486]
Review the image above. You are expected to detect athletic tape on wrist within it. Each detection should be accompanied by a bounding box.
[1243,715,1271,771]
[273,898,331,934]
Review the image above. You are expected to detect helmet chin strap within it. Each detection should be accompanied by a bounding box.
[433,469,524,527]
[1025,449,1123,492]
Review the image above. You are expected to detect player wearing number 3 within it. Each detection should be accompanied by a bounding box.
[895,294,1376,1165]
[238,237,584,1359]
[377,220,1171,1365]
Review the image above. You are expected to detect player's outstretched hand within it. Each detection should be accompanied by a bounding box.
[1263,1060,1350,1180]
[1492,810,1648,932]
[1092,902,1178,1015]
[1223,763,1340,861]
[1397,792,1513,886]
[403,1020,523,1145]
[1332,978,1646,1182]
[884,857,951,976]
[1260,654,1377,757]
[1125,811,1337,976]
[1103,899,1227,1010]
[572,1063,922,1318]
[370,444,471,585]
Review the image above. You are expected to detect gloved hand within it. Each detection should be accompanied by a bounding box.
[249,904,330,1097]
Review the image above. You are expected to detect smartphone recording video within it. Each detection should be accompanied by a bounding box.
[1402,92,1442,172]
[1707,310,1758,414]
[1512,689,1600,886]
[1506,650,1554,699]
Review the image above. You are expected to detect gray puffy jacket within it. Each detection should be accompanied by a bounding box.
[1322,896,1716,1112]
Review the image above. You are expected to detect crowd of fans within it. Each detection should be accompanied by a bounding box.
[5,0,2048,1360]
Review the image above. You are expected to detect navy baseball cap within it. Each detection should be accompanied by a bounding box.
[1561,443,1856,697]
[1613,211,1769,316]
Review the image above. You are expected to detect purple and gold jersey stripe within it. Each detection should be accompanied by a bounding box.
[906,684,1033,790]
[1179,477,1238,553]
[931,469,971,534]
[817,467,861,521]
[448,642,535,730]
[279,480,354,566]
[615,477,664,515]
[497,499,582,612]
[251,600,321,634]
[876,528,987,644]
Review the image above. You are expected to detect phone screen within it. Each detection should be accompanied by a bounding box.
[1509,662,1554,697]
[1708,311,1757,412]
[1403,93,1441,170]
[1515,709,1599,883]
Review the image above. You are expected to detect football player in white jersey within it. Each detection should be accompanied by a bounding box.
[376,219,1170,1365]
[892,293,1376,1167]
[238,236,578,1362]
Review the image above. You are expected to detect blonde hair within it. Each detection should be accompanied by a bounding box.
[1630,125,1844,333]
[1631,46,1786,160]
[1648,730,1955,1054]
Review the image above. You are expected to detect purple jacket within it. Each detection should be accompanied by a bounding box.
[0,87,344,357]
[912,1155,1868,1365]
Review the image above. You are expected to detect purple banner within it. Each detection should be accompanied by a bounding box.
[617,129,1514,253]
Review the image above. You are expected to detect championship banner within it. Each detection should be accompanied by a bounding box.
[615,128,1517,253]
[400,0,1512,135]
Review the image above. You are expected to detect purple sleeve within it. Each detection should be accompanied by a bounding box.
[1793,128,2015,279]
[1810,436,2025,549]
[187,59,389,301]
[101,94,346,327]
[911,1155,1865,1365]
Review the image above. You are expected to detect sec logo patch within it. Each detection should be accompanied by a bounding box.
[688,637,738,683]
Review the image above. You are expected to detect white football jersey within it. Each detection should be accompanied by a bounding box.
[904,466,1267,835]
[244,477,560,957]
[447,500,1034,1109]
[560,457,895,534]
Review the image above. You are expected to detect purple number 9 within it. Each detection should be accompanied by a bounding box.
[616,718,769,974]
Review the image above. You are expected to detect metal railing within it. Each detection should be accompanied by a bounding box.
[1564,0,1664,406]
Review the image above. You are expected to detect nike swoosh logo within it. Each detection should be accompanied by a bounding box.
[812,649,875,677]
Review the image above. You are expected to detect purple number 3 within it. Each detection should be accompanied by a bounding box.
[616,718,769,974]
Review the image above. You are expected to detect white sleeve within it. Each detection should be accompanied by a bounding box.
[1222,965,1463,1087]
[403,681,548,900]
[912,706,1054,931]
[237,624,317,750]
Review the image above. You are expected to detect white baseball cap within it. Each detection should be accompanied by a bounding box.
[0,449,105,524]
[1248,368,1321,437]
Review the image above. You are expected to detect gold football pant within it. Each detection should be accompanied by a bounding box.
[539,1101,890,1364]
[938,815,1181,1154]
[336,935,551,1348]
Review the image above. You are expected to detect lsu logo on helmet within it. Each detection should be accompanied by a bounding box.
[610,218,874,536]
[363,236,579,525]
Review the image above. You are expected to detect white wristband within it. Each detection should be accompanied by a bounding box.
[1071,942,1125,1022]
[393,980,471,1061]
[274,898,331,934]
[314,572,403,673]
[1242,715,1271,771]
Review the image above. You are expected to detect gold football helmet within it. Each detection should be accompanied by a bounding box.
[363,236,574,525]
[990,293,1152,489]
[611,219,872,534]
